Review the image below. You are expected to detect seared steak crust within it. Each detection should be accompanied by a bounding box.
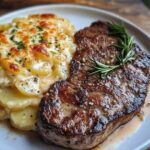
[37,22,150,149]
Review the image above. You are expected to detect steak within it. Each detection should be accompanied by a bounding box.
[37,21,150,150]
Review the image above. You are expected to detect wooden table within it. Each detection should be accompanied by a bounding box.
[0,0,150,35]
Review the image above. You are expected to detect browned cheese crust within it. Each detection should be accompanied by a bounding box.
[37,21,150,150]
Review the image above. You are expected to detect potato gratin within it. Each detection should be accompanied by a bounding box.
[0,14,75,130]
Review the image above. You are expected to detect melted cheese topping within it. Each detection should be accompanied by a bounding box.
[0,14,76,130]
[0,14,75,95]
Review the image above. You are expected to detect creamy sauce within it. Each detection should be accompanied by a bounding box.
[93,85,150,150]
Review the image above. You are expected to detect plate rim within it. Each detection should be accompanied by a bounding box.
[0,3,149,40]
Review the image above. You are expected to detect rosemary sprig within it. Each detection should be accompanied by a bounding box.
[90,22,135,78]
[109,23,135,64]
[89,57,119,79]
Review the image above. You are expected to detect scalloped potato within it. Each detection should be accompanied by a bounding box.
[10,106,37,130]
[0,14,75,130]
[0,88,40,110]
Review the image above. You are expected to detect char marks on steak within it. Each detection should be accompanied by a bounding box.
[37,21,150,150]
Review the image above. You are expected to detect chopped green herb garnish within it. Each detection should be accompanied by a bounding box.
[31,38,36,43]
[36,26,43,31]
[10,35,25,50]
[16,41,25,49]
[33,77,38,83]
[11,25,18,34]
[11,28,17,34]
[7,52,11,57]
[10,35,15,41]
[39,36,46,43]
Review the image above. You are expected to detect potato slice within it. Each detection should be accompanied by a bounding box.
[0,88,40,111]
[10,106,37,131]
[15,76,41,96]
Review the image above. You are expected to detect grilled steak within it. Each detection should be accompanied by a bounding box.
[37,21,150,150]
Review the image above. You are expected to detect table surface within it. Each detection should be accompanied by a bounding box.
[0,0,150,35]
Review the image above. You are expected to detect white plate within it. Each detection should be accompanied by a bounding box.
[0,4,150,150]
